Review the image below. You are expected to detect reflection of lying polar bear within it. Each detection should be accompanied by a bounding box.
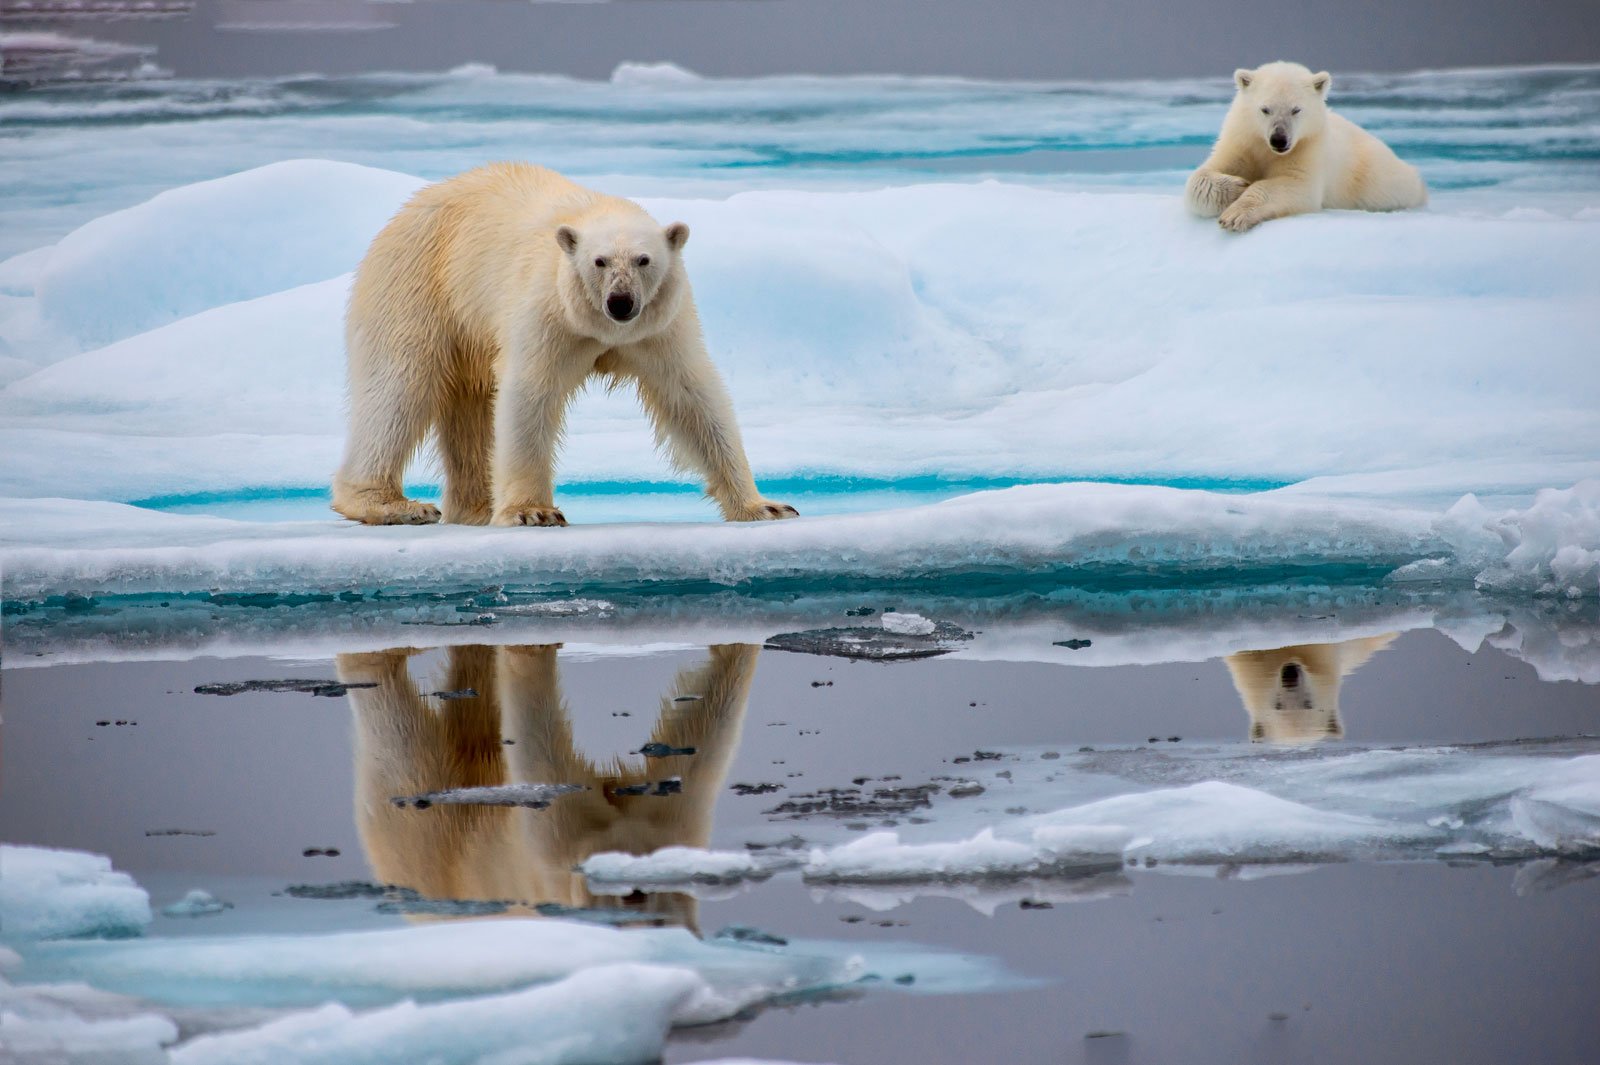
[1225,634,1397,744]
[1186,61,1426,232]
[337,643,758,930]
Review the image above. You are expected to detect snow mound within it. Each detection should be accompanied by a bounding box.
[29,160,422,351]
[0,845,152,941]
[168,963,703,1065]
[1469,482,1600,598]
[611,61,702,87]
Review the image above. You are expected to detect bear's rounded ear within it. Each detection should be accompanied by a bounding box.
[1311,71,1331,98]
[1234,68,1254,91]
[664,222,690,251]
[555,225,580,255]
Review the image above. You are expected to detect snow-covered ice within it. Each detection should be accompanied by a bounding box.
[1,68,1598,604]
[0,845,152,941]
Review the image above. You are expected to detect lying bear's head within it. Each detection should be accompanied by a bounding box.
[555,215,690,329]
[1233,61,1330,156]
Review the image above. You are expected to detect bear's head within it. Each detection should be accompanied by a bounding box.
[1232,61,1330,156]
[555,214,689,333]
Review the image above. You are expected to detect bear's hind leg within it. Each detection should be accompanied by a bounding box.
[439,373,496,526]
[332,330,443,526]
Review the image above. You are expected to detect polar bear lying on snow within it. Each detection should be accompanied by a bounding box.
[1186,61,1427,232]
[333,163,797,527]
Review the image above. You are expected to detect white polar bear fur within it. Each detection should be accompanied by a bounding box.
[332,162,796,526]
[1186,61,1427,232]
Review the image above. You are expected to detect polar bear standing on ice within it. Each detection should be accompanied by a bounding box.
[332,163,797,526]
[1185,61,1427,232]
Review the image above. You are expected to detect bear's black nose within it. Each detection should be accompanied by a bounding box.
[1270,131,1290,152]
[606,293,637,321]
[1280,662,1301,688]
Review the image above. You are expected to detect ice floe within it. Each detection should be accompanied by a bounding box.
[0,845,151,941]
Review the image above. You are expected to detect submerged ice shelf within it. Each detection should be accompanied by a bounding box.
[0,847,1008,1064]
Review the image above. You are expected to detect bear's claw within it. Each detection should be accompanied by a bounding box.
[730,500,799,522]
[1217,205,1261,233]
[495,505,568,527]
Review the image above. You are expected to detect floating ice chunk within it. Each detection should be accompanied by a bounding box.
[32,160,423,351]
[0,845,151,941]
[24,918,860,1016]
[168,963,701,1065]
[0,972,175,1064]
[391,783,587,810]
[880,611,936,636]
[159,890,232,919]
[1507,755,1600,855]
[811,872,1130,917]
[581,847,791,886]
[803,825,1131,883]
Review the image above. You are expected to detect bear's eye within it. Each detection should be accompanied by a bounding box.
[594,257,607,269]
[1291,106,1301,115]
[1260,106,1270,114]
[636,255,650,267]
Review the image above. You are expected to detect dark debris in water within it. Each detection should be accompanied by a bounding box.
[745,835,809,852]
[376,896,509,917]
[284,881,391,900]
[611,778,684,797]
[392,783,587,809]
[284,880,508,916]
[638,742,697,758]
[144,828,215,837]
[194,679,377,698]
[765,621,974,662]
[713,924,789,948]
[428,688,478,700]
[1053,638,1093,650]
[534,903,672,927]
[765,782,941,820]
[731,782,784,795]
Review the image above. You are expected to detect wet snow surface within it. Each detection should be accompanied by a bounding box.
[1,61,1598,1064]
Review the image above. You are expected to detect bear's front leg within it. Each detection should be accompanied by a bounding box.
[1217,176,1319,233]
[1185,168,1249,218]
[626,332,797,523]
[490,355,587,527]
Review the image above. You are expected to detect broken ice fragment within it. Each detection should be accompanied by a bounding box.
[391,783,586,809]
[880,612,936,636]
[765,621,974,662]
[160,890,232,918]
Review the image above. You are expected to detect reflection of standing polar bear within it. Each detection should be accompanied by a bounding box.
[1225,634,1397,744]
[337,643,759,930]
[332,163,796,527]
[1186,61,1426,232]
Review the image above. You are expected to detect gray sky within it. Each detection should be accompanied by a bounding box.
[54,0,1600,81]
